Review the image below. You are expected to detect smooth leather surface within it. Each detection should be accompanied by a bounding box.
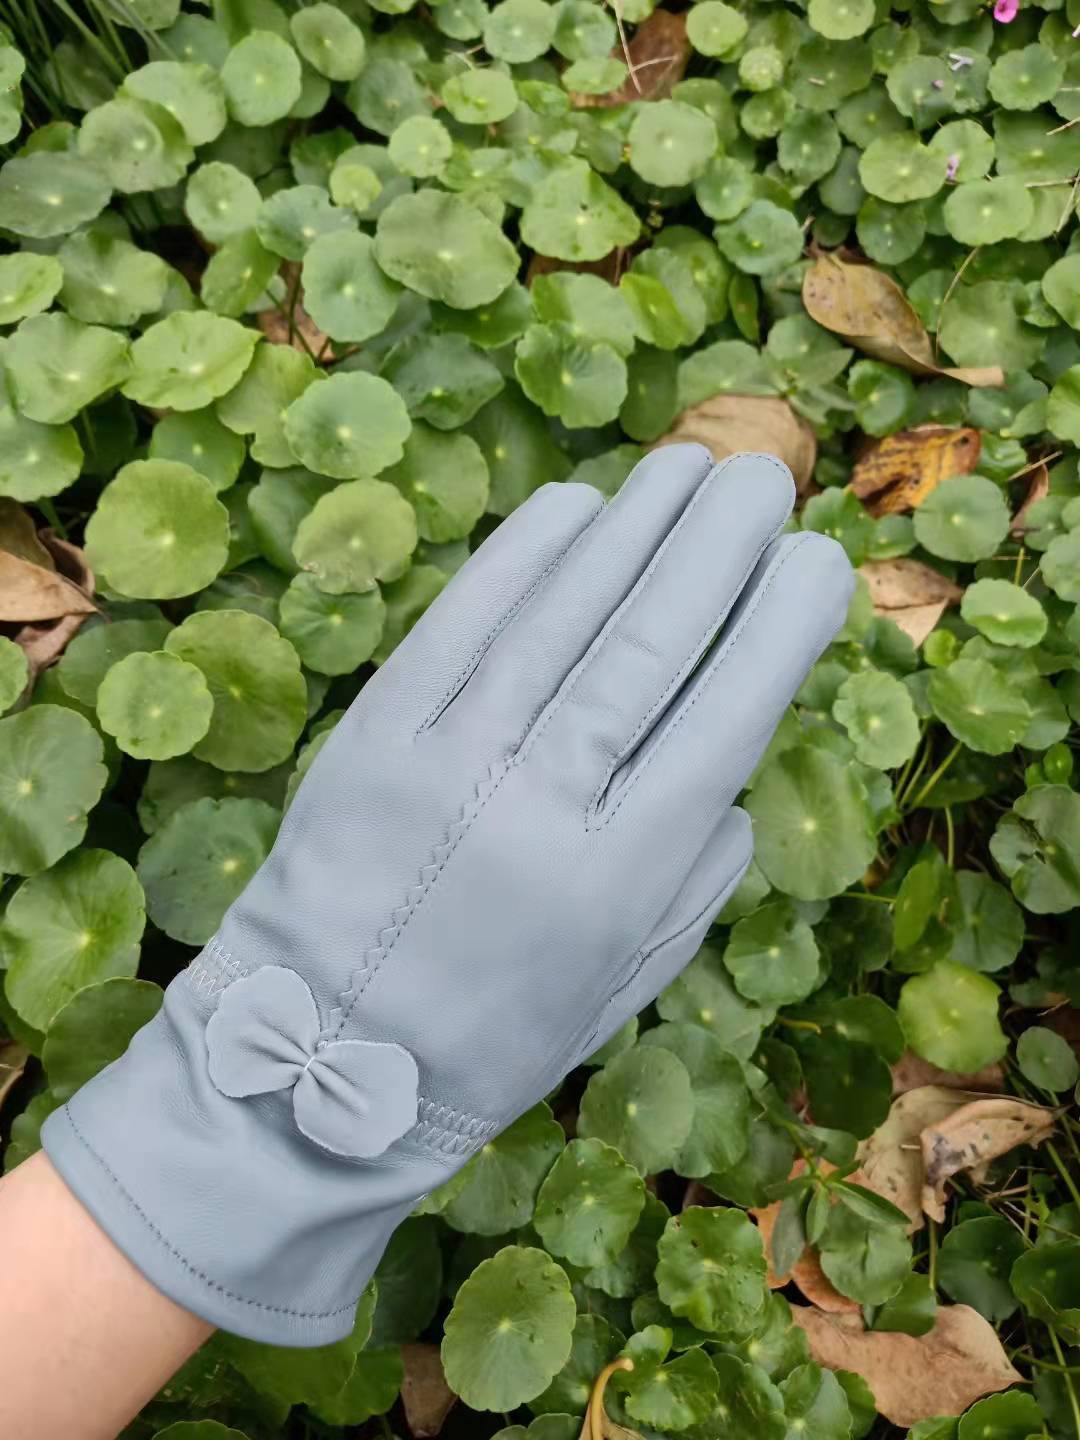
[43,447,854,1345]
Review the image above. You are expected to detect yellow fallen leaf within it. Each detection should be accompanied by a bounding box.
[790,1304,1024,1426]
[654,394,817,493]
[802,254,1004,387]
[920,1096,1058,1223]
[0,1040,28,1115]
[1011,460,1050,536]
[850,426,982,516]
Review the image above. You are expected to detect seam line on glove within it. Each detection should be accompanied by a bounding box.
[587,532,816,831]
[58,1107,357,1321]
[416,492,606,734]
[568,848,753,1071]
[509,448,718,757]
[327,755,513,1044]
[588,452,793,811]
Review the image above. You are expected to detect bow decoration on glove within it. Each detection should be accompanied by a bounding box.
[205,965,419,1159]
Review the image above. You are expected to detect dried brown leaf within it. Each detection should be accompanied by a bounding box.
[920,1097,1058,1222]
[858,559,963,647]
[0,549,96,624]
[891,1051,1006,1098]
[654,394,818,493]
[401,1343,456,1438]
[1011,460,1050,536]
[572,9,690,108]
[790,1304,1024,1426]
[853,1086,973,1230]
[256,263,329,356]
[850,427,981,516]
[803,255,1004,387]
[0,499,55,568]
[0,1040,28,1115]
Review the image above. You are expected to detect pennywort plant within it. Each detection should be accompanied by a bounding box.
[0,0,1079,1437]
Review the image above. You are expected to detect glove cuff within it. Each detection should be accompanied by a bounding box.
[41,947,464,1346]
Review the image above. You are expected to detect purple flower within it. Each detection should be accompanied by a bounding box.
[945,153,960,181]
[993,0,1019,22]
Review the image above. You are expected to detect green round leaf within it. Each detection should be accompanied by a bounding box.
[913,476,1010,563]
[991,786,1080,915]
[0,406,83,503]
[278,574,386,675]
[779,1365,853,1440]
[387,115,452,179]
[514,323,627,428]
[520,159,641,263]
[382,332,505,430]
[96,650,214,761]
[1017,1026,1079,1093]
[149,410,246,492]
[722,900,820,1007]
[77,96,193,194]
[3,849,144,1030]
[531,1313,623,1416]
[163,610,306,772]
[709,1354,786,1440]
[0,152,111,239]
[628,100,717,186]
[859,133,946,203]
[125,312,259,411]
[534,1137,645,1268]
[686,0,747,56]
[578,1045,693,1175]
[897,961,1007,1072]
[833,668,920,769]
[0,706,107,875]
[137,795,278,943]
[221,31,302,126]
[58,229,169,328]
[290,3,366,81]
[1041,528,1080,602]
[960,579,1047,649]
[808,0,873,39]
[1010,1241,1080,1333]
[484,0,557,62]
[938,1216,1024,1323]
[656,1206,768,1336]
[947,871,1024,974]
[713,200,805,277]
[5,313,130,424]
[957,1392,1044,1440]
[185,161,263,245]
[216,343,317,468]
[384,424,489,543]
[292,477,417,591]
[927,658,1030,756]
[375,190,518,309]
[85,460,229,600]
[443,68,518,125]
[0,636,28,713]
[1042,254,1080,329]
[43,976,163,1101]
[302,230,401,344]
[638,1020,751,1177]
[988,43,1064,112]
[284,372,412,480]
[943,178,1034,247]
[745,746,877,901]
[441,1246,576,1411]
[440,1103,565,1234]
[0,251,63,325]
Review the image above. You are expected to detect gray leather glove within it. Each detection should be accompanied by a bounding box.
[43,445,853,1346]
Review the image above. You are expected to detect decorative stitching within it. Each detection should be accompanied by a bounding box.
[588,532,816,830]
[325,756,514,1043]
[59,1107,356,1321]
[416,491,606,734]
[586,454,793,824]
[187,938,249,999]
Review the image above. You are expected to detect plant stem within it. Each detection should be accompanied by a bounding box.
[1048,1325,1080,1440]
[927,1216,938,1290]
[944,805,955,867]
[906,740,963,813]
[1046,1141,1080,1211]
